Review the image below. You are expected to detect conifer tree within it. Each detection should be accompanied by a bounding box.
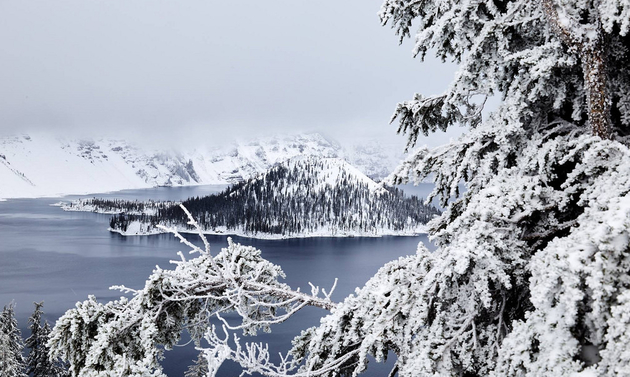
[0,303,27,377]
[184,352,209,377]
[26,302,68,377]
[290,1,630,376]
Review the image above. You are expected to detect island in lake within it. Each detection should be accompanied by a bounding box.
[58,157,440,239]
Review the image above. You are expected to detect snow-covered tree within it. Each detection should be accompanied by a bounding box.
[290,1,630,376]
[26,302,68,377]
[48,208,338,377]
[0,303,27,377]
[184,353,209,377]
[26,302,49,376]
[49,1,630,376]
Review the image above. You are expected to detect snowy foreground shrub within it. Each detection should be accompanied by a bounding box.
[49,0,630,376]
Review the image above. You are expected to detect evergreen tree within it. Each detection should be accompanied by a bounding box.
[184,352,209,377]
[291,1,630,376]
[0,331,17,375]
[0,303,27,377]
[26,302,68,377]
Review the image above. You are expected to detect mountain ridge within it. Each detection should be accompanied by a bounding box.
[0,133,404,201]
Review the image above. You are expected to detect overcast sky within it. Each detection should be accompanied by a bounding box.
[0,0,462,149]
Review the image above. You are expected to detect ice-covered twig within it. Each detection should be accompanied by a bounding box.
[202,324,362,377]
[179,203,212,255]
[308,282,319,297]
[441,315,476,355]
[321,278,338,301]
[110,285,138,294]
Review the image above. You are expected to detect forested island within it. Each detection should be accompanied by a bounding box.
[56,198,173,215]
[61,157,439,238]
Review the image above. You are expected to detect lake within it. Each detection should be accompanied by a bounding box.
[0,183,436,376]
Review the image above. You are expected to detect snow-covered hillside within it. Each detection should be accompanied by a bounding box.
[0,133,403,200]
[344,139,405,180]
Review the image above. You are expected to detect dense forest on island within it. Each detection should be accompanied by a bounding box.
[62,198,173,215]
[103,157,439,236]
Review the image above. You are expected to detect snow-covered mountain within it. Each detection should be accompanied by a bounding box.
[344,139,405,180]
[0,133,403,200]
[69,156,438,238]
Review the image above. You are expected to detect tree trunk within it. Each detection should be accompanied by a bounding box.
[541,0,612,139]
[582,37,611,139]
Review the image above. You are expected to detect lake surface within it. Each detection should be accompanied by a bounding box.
[0,184,435,376]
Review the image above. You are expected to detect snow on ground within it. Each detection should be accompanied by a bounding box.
[282,155,384,193]
[0,134,153,200]
[110,221,428,239]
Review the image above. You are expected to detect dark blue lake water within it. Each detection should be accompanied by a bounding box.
[0,184,435,376]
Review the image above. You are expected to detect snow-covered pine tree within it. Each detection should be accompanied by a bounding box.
[0,331,16,374]
[0,303,27,377]
[26,302,68,377]
[44,322,70,377]
[184,353,209,377]
[48,216,338,377]
[289,1,630,376]
[26,302,47,377]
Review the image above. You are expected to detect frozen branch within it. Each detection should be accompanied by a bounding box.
[202,324,361,377]
[49,206,339,376]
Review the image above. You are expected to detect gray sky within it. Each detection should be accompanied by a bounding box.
[0,0,462,149]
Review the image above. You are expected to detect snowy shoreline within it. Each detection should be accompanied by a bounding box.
[51,201,126,214]
[108,222,428,240]
[52,200,171,215]
[55,199,429,239]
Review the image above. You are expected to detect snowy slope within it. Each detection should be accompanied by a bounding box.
[0,133,403,200]
[191,133,343,184]
[260,155,384,194]
[344,139,405,181]
[0,135,150,199]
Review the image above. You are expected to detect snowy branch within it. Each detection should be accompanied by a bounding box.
[49,206,339,376]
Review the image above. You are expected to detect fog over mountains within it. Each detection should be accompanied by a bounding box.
[0,133,405,200]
